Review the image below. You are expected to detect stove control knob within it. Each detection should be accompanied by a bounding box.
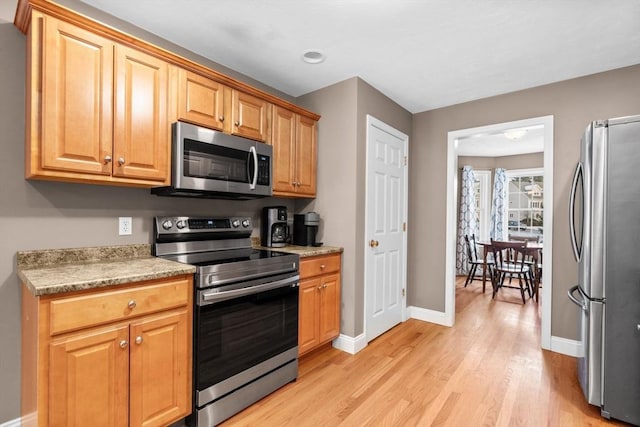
[242,219,250,228]
[176,220,186,229]
[231,219,240,228]
[162,220,173,230]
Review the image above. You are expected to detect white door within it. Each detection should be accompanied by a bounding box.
[365,115,408,342]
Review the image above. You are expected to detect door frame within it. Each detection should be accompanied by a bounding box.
[363,115,409,342]
[445,115,554,350]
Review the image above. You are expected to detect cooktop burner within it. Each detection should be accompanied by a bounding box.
[153,216,299,288]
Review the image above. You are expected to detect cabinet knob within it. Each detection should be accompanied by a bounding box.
[128,300,136,309]
[119,340,128,349]
[317,286,322,291]
[320,264,326,269]
[135,336,143,345]
[323,284,328,289]
[219,116,225,122]
[118,157,125,166]
[234,121,240,127]
[104,155,112,164]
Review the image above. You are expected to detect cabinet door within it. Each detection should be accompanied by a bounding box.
[40,15,113,176]
[231,90,270,142]
[129,309,191,427]
[113,44,169,183]
[298,277,321,356]
[49,324,129,427]
[295,115,317,196]
[271,106,297,194]
[177,69,226,131]
[319,273,341,344]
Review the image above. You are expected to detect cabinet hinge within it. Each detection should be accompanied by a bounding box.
[402,288,406,297]
[403,222,406,232]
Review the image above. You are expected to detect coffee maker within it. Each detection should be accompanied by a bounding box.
[261,206,288,247]
[293,212,322,247]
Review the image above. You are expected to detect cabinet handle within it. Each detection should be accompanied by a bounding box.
[135,336,143,345]
[219,116,225,122]
[119,340,128,349]
[104,155,112,164]
[118,157,125,166]
[128,300,136,309]
[234,121,240,127]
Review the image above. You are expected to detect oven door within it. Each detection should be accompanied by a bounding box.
[173,121,272,197]
[194,273,299,407]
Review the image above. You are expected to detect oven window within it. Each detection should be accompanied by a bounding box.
[196,285,298,390]
[184,138,249,183]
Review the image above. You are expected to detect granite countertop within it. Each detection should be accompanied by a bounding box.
[253,242,343,258]
[17,244,196,297]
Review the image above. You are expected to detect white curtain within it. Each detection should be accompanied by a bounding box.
[456,166,478,274]
[489,168,507,240]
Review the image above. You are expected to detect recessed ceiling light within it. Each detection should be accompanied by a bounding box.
[302,50,325,64]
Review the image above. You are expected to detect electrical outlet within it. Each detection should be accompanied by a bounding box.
[118,217,132,236]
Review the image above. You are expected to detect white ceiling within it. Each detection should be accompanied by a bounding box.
[4,1,640,113]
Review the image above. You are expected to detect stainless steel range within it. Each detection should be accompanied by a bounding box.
[153,216,300,427]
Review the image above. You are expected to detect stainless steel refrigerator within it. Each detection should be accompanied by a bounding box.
[568,114,640,425]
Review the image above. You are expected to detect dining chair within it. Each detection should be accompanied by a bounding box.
[489,239,533,303]
[464,234,493,291]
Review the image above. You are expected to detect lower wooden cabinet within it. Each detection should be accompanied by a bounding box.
[22,275,193,427]
[298,253,341,356]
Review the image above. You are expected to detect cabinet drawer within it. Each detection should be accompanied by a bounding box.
[49,277,190,335]
[300,254,341,278]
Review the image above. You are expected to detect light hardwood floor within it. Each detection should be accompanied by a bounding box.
[220,277,626,426]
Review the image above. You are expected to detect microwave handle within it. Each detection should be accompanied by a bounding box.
[249,146,258,190]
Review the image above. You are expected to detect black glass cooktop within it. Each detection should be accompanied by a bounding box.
[167,248,291,267]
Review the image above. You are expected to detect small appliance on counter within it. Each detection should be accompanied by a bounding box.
[293,212,322,247]
[261,206,289,247]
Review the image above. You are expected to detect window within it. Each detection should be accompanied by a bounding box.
[506,168,544,241]
[473,170,491,242]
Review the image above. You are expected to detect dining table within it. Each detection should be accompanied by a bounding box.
[476,240,543,301]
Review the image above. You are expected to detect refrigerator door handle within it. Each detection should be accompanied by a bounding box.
[568,285,588,312]
[569,162,584,262]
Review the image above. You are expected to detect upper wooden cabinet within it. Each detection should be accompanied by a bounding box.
[175,69,270,142]
[26,11,170,187]
[271,106,318,197]
[176,68,227,131]
[230,90,271,142]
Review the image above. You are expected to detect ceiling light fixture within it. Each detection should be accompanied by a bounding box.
[504,129,527,140]
[302,50,325,64]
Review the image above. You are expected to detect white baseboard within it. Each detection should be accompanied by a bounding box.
[408,306,453,327]
[0,417,21,427]
[550,335,582,357]
[332,333,367,354]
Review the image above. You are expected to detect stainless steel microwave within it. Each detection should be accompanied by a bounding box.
[152,121,272,199]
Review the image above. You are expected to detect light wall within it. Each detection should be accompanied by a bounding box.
[297,78,412,337]
[410,64,640,340]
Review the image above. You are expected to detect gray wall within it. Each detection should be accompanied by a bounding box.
[459,152,544,171]
[0,21,296,423]
[297,78,412,337]
[410,64,640,339]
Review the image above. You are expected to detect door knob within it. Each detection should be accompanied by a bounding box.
[369,240,379,248]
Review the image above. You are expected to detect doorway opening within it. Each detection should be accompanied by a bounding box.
[445,116,554,350]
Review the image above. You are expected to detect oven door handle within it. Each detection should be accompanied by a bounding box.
[200,274,299,305]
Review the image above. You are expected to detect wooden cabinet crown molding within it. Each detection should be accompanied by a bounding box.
[14,0,320,121]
